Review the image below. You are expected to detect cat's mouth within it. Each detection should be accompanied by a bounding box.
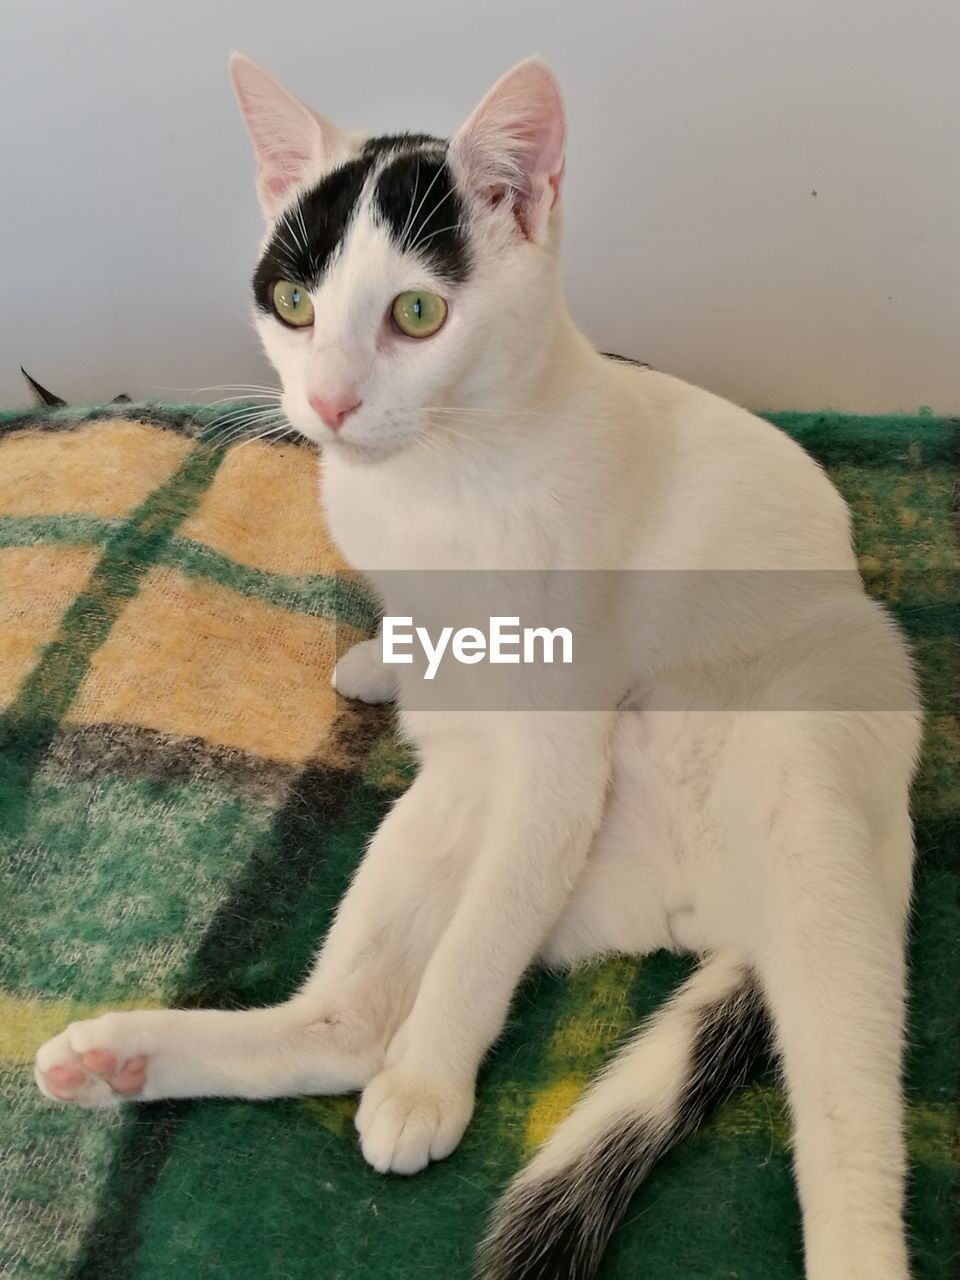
[325,435,401,466]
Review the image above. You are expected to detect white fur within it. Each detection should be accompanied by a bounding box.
[331,633,396,702]
[36,57,920,1280]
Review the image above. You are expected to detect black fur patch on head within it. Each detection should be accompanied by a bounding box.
[253,155,378,311]
[374,149,471,283]
[361,132,445,157]
[252,134,470,314]
[477,973,771,1280]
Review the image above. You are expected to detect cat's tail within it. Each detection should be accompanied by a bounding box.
[476,952,770,1280]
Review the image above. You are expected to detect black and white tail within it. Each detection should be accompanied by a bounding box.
[477,953,770,1280]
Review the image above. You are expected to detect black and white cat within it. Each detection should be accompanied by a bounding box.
[36,55,921,1280]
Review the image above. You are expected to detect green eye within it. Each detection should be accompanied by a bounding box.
[272,279,314,328]
[391,290,448,339]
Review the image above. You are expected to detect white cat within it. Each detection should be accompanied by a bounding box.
[35,54,921,1280]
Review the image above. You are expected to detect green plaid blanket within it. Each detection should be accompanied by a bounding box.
[0,403,956,1279]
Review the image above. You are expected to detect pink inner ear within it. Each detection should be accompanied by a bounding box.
[230,53,330,218]
[513,109,565,189]
[453,59,566,240]
[263,173,293,201]
[548,162,564,211]
[261,147,313,197]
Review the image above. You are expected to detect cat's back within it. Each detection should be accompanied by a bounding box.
[612,364,857,573]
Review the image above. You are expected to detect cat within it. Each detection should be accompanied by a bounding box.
[34,54,921,1280]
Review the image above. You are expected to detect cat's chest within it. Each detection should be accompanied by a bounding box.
[330,493,479,569]
[319,456,558,572]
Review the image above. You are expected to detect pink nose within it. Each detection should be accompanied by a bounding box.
[308,391,361,431]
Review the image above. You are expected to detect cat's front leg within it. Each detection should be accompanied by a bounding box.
[355,711,615,1174]
[332,635,396,703]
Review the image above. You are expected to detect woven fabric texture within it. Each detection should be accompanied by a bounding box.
[0,402,956,1280]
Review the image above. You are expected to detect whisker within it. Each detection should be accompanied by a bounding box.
[200,416,268,442]
[279,208,304,256]
[202,408,288,444]
[201,393,282,409]
[408,219,464,253]
[407,187,461,255]
[214,409,288,438]
[203,404,283,428]
[423,405,585,425]
[216,414,291,445]
[152,382,282,396]
[425,421,479,446]
[398,156,422,249]
[424,419,507,456]
[296,201,310,257]
[413,430,461,466]
[275,222,302,263]
[232,422,301,451]
[402,162,445,252]
[421,405,515,415]
[218,424,289,449]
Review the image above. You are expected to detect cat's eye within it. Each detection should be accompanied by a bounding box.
[391,290,448,339]
[272,279,314,328]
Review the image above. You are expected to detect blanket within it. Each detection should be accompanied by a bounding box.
[0,401,956,1279]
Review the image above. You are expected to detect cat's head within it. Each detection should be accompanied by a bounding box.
[230,54,567,464]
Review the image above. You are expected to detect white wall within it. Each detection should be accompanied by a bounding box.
[2,0,958,413]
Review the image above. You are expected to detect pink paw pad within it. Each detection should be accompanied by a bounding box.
[82,1049,118,1074]
[43,1049,149,1100]
[45,1063,87,1097]
[108,1056,148,1095]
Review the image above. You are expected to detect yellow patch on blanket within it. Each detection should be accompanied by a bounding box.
[0,421,191,517]
[68,566,365,763]
[0,546,101,703]
[179,441,351,576]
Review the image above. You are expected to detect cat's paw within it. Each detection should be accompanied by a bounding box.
[35,1013,152,1108]
[355,1060,474,1175]
[332,638,396,704]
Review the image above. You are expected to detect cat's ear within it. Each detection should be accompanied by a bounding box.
[229,53,350,220]
[450,59,566,242]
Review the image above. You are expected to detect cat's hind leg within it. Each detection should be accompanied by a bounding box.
[747,729,915,1280]
[35,1003,354,1107]
[540,708,678,968]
